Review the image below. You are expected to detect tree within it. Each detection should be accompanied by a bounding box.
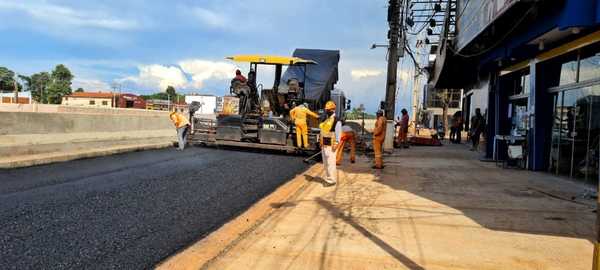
[75,88,84,92]
[46,65,74,104]
[345,107,377,120]
[30,72,51,103]
[0,67,22,92]
[434,89,453,135]
[165,86,176,101]
[18,75,31,92]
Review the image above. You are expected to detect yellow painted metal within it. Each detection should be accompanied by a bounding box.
[225,55,317,65]
[501,30,600,76]
[501,60,529,76]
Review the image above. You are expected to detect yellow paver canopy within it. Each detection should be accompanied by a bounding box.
[226,55,317,65]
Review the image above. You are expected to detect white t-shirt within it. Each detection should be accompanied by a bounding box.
[342,125,353,133]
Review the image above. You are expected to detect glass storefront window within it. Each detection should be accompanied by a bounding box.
[511,103,528,136]
[559,60,578,86]
[549,84,600,183]
[579,53,600,83]
[522,74,530,95]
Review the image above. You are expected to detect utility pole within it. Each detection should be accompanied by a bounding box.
[13,80,19,104]
[385,0,405,120]
[595,144,600,270]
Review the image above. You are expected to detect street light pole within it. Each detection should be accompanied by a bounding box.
[594,143,600,269]
[384,0,405,120]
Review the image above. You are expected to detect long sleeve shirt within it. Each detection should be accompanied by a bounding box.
[373,116,387,140]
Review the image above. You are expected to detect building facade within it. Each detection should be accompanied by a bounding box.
[62,92,146,109]
[0,91,31,104]
[422,87,462,129]
[429,0,600,183]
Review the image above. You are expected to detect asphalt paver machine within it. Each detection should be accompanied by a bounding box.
[188,49,346,154]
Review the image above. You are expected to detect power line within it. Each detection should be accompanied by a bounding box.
[448,5,536,58]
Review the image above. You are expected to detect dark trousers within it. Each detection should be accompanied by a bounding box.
[471,131,481,149]
[449,127,457,142]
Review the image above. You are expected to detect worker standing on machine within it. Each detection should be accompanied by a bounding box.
[336,121,356,165]
[373,110,387,169]
[234,69,247,83]
[320,101,342,186]
[290,103,319,149]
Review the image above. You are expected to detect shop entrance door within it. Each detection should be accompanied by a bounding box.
[549,84,600,183]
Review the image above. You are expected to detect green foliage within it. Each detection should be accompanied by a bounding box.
[1,65,73,104]
[345,107,376,120]
[0,67,22,92]
[141,86,185,103]
[45,65,74,104]
[30,72,51,103]
[75,88,84,92]
[18,75,31,91]
[51,64,74,82]
[46,80,71,104]
[165,86,176,100]
[140,92,186,102]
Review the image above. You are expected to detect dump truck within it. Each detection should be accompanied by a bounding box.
[188,49,348,154]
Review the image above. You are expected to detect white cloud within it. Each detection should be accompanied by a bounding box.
[178,59,238,88]
[0,1,139,30]
[119,59,238,91]
[121,65,189,91]
[351,69,384,80]
[72,78,110,91]
[190,7,228,29]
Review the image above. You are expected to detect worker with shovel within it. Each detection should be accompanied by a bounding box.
[170,108,191,151]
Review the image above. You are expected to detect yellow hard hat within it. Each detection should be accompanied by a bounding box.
[325,101,336,111]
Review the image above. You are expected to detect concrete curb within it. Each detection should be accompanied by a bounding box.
[156,164,322,270]
[0,142,174,169]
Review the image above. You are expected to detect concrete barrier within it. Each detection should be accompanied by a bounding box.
[0,111,172,135]
[0,103,171,116]
[0,110,177,167]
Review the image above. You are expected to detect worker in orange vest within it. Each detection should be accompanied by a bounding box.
[320,101,341,186]
[336,122,356,165]
[373,110,387,169]
[290,103,319,148]
[169,109,191,150]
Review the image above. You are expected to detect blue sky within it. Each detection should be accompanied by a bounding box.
[0,0,420,114]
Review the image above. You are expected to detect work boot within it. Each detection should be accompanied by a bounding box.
[323,178,336,186]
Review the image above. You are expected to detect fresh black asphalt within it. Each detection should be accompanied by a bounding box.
[0,147,308,269]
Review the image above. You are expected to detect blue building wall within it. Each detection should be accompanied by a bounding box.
[465,0,600,170]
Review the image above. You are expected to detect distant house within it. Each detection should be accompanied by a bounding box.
[0,91,31,104]
[116,94,146,109]
[62,92,146,109]
[146,99,187,111]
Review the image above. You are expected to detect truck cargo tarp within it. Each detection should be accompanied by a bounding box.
[281,49,340,102]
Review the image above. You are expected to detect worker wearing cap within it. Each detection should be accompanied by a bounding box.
[170,109,191,151]
[336,122,356,165]
[290,103,319,149]
[373,110,387,169]
[234,69,247,83]
[320,101,342,186]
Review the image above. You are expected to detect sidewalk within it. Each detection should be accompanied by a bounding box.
[162,144,596,270]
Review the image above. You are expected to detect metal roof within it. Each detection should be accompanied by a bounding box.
[225,55,317,65]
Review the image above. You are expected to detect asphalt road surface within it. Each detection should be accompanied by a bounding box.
[0,147,309,269]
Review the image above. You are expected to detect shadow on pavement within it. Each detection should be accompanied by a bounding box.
[315,197,426,270]
[344,144,596,242]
